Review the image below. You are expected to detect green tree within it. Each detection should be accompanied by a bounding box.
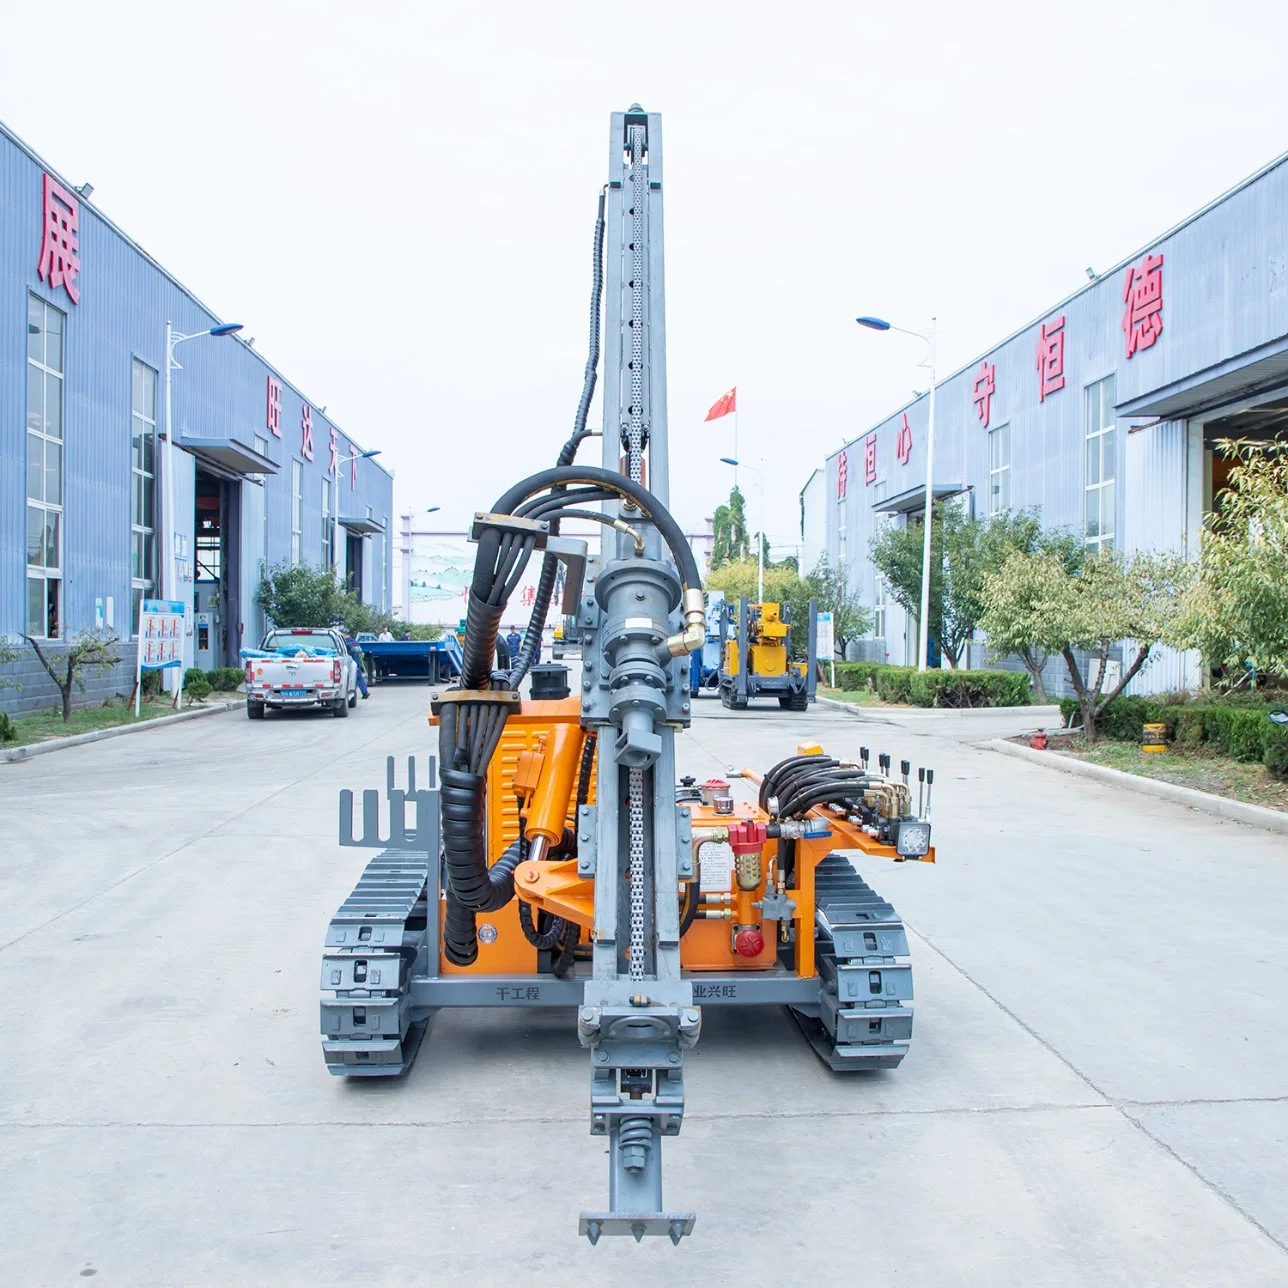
[803,556,872,658]
[870,503,1047,668]
[978,547,1191,740]
[710,487,750,571]
[1174,440,1288,683]
[24,633,123,722]
[255,562,438,640]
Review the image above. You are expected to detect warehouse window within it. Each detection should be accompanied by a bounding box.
[988,424,1010,515]
[130,360,158,632]
[291,460,303,564]
[1084,376,1116,552]
[873,573,886,639]
[321,477,333,567]
[26,294,65,638]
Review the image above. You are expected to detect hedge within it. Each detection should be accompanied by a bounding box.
[833,662,1031,708]
[183,666,243,692]
[1058,694,1288,778]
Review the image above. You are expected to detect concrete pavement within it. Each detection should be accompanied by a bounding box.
[1,685,1285,1286]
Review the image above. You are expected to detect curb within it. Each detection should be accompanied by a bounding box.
[986,737,1288,835]
[818,696,1061,722]
[1,699,242,764]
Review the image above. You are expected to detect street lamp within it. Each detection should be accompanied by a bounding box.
[332,449,382,583]
[162,319,243,695]
[720,456,766,602]
[856,314,937,672]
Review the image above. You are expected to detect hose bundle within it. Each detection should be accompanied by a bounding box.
[436,188,703,968]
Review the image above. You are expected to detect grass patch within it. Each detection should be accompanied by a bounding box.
[5,694,225,747]
[1043,736,1288,813]
[818,686,906,708]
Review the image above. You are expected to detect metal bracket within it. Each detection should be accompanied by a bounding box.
[339,755,438,849]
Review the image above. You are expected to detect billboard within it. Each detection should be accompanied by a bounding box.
[405,534,558,626]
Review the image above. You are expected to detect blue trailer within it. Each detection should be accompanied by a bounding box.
[356,636,463,684]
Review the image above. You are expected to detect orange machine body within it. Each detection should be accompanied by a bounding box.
[432,705,933,979]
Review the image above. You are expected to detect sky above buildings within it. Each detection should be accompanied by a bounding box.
[4,1,1288,559]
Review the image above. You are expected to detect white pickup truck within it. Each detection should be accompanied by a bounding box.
[243,627,360,720]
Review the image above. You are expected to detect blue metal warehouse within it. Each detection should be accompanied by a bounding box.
[1,120,393,714]
[803,149,1288,696]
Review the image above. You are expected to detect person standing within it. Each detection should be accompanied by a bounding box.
[505,626,522,662]
[341,628,369,699]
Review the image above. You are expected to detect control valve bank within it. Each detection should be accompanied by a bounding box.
[317,106,937,1244]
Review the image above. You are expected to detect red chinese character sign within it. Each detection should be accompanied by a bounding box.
[1036,315,1066,402]
[301,404,314,461]
[266,377,282,437]
[973,361,996,428]
[836,450,848,500]
[38,175,81,305]
[328,425,339,476]
[896,413,913,466]
[864,433,877,485]
[1122,253,1164,358]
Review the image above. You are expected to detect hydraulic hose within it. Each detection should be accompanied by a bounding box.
[491,467,701,590]
[442,834,525,966]
[508,189,607,689]
[760,755,836,810]
[678,880,699,937]
[441,765,520,908]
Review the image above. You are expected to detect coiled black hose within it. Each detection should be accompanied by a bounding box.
[509,189,607,690]
[442,834,525,967]
[758,754,832,811]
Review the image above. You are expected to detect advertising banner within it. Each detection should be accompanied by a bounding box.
[136,598,186,715]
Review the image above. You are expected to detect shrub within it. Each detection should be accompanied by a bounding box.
[140,669,163,697]
[1068,692,1288,779]
[207,667,243,691]
[0,711,15,743]
[909,669,1032,709]
[833,662,1030,707]
[185,673,212,700]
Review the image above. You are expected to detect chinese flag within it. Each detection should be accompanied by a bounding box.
[704,387,737,421]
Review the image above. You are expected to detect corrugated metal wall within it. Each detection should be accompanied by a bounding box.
[1,122,393,682]
[804,150,1288,694]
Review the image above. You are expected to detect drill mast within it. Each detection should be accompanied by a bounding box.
[577,104,697,1243]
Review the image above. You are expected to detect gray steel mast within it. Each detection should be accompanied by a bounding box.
[576,104,699,1245]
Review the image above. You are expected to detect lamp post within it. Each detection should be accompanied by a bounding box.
[162,320,242,695]
[856,315,937,672]
[719,456,765,602]
[332,449,382,590]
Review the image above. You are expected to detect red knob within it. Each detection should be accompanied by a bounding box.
[734,928,765,958]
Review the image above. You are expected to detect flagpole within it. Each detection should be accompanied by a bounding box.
[732,407,739,488]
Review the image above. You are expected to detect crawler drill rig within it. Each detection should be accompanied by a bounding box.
[319,106,936,1243]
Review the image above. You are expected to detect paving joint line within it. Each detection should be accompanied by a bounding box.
[0,707,426,957]
[911,925,1288,1255]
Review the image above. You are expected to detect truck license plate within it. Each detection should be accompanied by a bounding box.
[281,688,307,698]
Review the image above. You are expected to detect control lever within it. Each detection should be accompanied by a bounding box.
[925,768,934,818]
[900,759,910,786]
[917,767,926,816]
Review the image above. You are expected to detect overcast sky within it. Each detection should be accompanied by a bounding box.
[4,1,1288,556]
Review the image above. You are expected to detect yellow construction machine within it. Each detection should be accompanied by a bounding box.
[718,595,817,710]
[318,104,936,1246]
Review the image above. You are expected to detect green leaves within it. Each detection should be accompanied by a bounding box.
[710,486,750,570]
[869,502,1052,667]
[704,554,872,659]
[1174,441,1288,678]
